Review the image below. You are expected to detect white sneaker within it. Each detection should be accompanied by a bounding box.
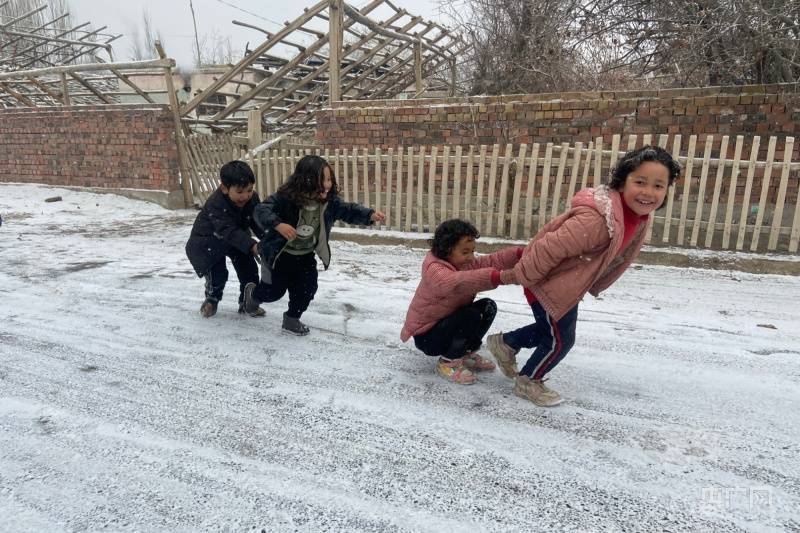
[486,333,518,379]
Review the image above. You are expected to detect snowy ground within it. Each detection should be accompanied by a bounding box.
[1,183,799,532]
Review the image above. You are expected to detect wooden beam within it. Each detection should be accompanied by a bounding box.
[67,71,113,103]
[60,72,70,106]
[0,82,36,107]
[328,0,344,103]
[156,41,193,208]
[0,58,175,81]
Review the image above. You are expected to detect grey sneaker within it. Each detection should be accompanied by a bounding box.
[513,375,563,407]
[242,282,262,316]
[282,312,310,336]
[486,333,519,379]
[200,297,218,318]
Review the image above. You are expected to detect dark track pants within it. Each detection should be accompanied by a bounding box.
[413,298,497,359]
[252,252,318,318]
[504,301,578,379]
[203,247,259,304]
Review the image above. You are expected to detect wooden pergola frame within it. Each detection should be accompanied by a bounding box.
[180,0,468,135]
[0,1,118,70]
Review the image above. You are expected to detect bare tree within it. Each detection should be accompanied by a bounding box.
[441,0,800,94]
[192,30,241,66]
[128,8,165,61]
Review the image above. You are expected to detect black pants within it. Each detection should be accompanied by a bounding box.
[204,247,259,303]
[413,298,497,359]
[253,252,318,318]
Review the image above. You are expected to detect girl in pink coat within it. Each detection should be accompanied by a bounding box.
[488,145,681,407]
[401,219,522,385]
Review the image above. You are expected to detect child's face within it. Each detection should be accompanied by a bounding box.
[620,161,669,216]
[319,166,333,200]
[446,236,476,269]
[221,183,254,208]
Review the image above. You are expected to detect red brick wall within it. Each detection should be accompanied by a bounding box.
[0,104,180,192]
[315,84,800,161]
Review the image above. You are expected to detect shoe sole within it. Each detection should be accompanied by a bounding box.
[513,387,563,407]
[281,328,309,336]
[435,367,476,385]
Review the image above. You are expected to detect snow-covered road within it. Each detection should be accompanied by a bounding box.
[1,184,799,532]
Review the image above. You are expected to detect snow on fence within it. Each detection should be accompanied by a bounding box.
[184,132,800,254]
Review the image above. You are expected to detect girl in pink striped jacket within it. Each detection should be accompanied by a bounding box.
[401,219,522,385]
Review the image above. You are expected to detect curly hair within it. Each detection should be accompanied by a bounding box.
[277,155,339,205]
[608,145,682,192]
[430,219,480,259]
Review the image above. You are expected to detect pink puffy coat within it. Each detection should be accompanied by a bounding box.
[502,186,648,320]
[400,246,520,341]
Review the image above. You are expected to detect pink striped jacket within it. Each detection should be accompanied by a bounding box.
[400,246,521,341]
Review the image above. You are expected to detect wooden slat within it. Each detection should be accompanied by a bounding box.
[646,134,670,244]
[272,147,282,195]
[485,145,500,235]
[721,136,744,248]
[405,146,414,232]
[281,148,290,193]
[750,137,777,251]
[362,147,371,209]
[735,137,760,250]
[661,135,682,243]
[475,145,487,231]
[677,135,697,245]
[509,144,527,239]
[496,144,513,235]
[395,146,404,231]
[425,146,437,230]
[609,134,621,173]
[385,148,394,229]
[566,141,583,206]
[523,143,540,237]
[417,146,427,231]
[463,147,475,223]
[374,148,382,226]
[550,143,569,219]
[593,137,603,187]
[579,141,593,190]
[341,147,350,203]
[452,146,463,219]
[440,146,451,223]
[690,136,715,247]
[538,143,554,229]
[790,158,800,252]
[351,147,360,210]
[767,137,794,250]
[703,135,728,248]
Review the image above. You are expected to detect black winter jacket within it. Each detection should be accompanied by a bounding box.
[253,192,374,283]
[185,188,266,276]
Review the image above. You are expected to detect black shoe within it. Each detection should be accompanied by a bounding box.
[242,282,262,316]
[282,312,310,336]
[200,298,218,318]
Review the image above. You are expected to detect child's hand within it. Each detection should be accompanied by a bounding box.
[275,223,297,240]
[371,211,386,222]
[250,243,259,256]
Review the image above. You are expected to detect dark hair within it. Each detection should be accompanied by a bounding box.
[277,155,338,205]
[430,219,479,259]
[219,160,255,188]
[608,145,682,191]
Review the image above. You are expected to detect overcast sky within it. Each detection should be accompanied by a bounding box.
[67,0,447,69]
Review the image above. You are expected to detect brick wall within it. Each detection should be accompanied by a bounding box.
[315,84,800,161]
[0,104,180,192]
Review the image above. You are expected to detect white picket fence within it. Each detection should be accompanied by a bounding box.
[184,132,800,254]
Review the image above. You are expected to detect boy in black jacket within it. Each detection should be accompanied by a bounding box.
[185,160,266,317]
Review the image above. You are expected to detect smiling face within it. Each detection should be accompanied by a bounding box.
[620,161,670,216]
[446,236,476,269]
[319,166,333,201]
[221,183,254,208]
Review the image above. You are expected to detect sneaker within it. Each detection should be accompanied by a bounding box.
[463,352,496,372]
[513,375,563,407]
[199,298,218,318]
[282,312,310,336]
[238,302,265,317]
[242,282,262,316]
[486,333,519,379]
[435,357,477,385]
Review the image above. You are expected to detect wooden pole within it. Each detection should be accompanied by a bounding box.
[328,0,343,104]
[247,109,262,151]
[156,41,194,208]
[413,41,423,95]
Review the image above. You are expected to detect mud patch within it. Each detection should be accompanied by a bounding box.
[64,261,113,272]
